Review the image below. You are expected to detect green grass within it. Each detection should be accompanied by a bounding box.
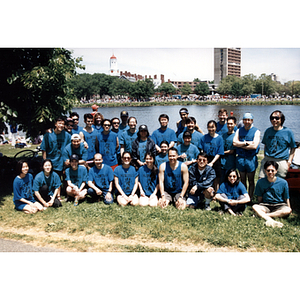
[1,144,300,252]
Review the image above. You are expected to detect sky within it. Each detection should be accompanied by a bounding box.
[69,48,300,83]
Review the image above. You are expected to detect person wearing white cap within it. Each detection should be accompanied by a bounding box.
[62,133,88,167]
[233,112,260,199]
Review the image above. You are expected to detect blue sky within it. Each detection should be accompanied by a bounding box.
[70,48,300,84]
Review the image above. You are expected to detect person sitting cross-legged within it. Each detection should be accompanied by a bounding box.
[253,160,292,228]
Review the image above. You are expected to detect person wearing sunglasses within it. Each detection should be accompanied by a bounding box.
[259,110,297,179]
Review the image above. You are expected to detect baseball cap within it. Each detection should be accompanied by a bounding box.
[71,134,81,141]
[91,104,99,110]
[120,111,129,117]
[243,113,254,119]
[139,124,148,131]
[70,154,79,161]
[183,131,192,138]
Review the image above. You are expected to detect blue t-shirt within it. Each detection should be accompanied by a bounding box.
[114,165,138,196]
[13,173,35,204]
[262,126,296,160]
[33,171,61,196]
[92,124,103,134]
[176,120,186,137]
[151,127,177,146]
[82,129,98,161]
[217,181,248,199]
[164,161,183,194]
[62,142,88,163]
[175,143,199,162]
[254,177,289,204]
[221,132,236,170]
[177,130,203,147]
[72,125,83,135]
[88,164,114,193]
[155,153,169,168]
[40,130,71,171]
[199,134,224,157]
[138,140,148,163]
[216,122,237,135]
[138,165,158,196]
[97,131,118,166]
[65,165,88,188]
[119,129,138,153]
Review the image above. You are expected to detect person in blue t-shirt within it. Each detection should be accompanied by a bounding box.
[63,134,88,167]
[96,118,119,170]
[253,160,292,228]
[216,168,250,216]
[138,152,159,207]
[233,112,260,199]
[13,160,44,214]
[259,110,297,179]
[70,112,83,135]
[199,120,224,192]
[176,108,204,137]
[114,152,139,206]
[92,112,104,134]
[119,117,138,156]
[79,113,98,167]
[155,141,169,168]
[65,154,88,206]
[87,153,114,204]
[177,117,203,146]
[151,114,177,153]
[176,131,199,167]
[119,110,129,133]
[220,116,237,182]
[33,159,62,209]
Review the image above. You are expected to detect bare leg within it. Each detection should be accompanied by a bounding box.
[252,204,284,228]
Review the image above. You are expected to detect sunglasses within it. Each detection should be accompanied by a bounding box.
[270,116,280,121]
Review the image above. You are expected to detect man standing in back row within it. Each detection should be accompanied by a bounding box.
[259,110,296,179]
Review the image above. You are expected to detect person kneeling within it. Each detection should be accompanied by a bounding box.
[215,169,250,216]
[87,153,114,204]
[253,160,292,228]
[187,151,216,210]
[65,154,88,206]
[114,152,139,207]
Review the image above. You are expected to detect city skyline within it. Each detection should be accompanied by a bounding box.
[70,48,300,84]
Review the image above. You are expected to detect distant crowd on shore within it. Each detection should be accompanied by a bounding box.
[12,106,297,228]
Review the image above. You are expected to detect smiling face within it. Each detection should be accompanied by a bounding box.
[168,149,178,164]
[270,111,282,129]
[71,138,81,149]
[145,154,154,168]
[227,119,236,134]
[21,162,29,176]
[70,159,79,170]
[112,119,120,131]
[207,122,216,136]
[228,171,237,185]
[122,153,132,166]
[55,120,65,133]
[265,164,277,181]
[94,154,103,169]
[43,161,52,174]
[218,112,228,124]
[128,118,137,130]
[160,143,168,154]
[243,118,253,130]
[187,121,195,132]
[159,117,169,128]
[197,155,207,170]
[102,121,111,133]
[180,112,188,121]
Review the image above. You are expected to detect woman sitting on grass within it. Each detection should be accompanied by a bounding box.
[114,152,139,207]
[33,159,62,209]
[215,168,250,216]
[138,152,159,207]
[13,160,44,214]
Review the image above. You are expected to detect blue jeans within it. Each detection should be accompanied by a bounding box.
[87,188,114,204]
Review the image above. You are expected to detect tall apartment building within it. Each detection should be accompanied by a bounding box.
[214,48,241,85]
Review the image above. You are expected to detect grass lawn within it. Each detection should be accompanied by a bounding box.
[1,143,300,252]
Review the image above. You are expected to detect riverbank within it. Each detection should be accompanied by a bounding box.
[75,98,300,108]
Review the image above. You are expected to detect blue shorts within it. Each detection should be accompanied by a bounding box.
[14,199,36,211]
[236,155,258,173]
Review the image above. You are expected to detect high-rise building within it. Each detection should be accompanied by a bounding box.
[214,48,241,85]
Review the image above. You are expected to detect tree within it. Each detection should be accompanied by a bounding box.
[0,48,83,139]
[217,75,240,95]
[254,73,276,96]
[230,80,243,97]
[241,74,256,96]
[129,78,155,99]
[157,82,177,96]
[181,83,192,95]
[194,82,209,96]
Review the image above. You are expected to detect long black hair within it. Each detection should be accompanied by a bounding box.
[144,152,158,181]
[224,168,240,186]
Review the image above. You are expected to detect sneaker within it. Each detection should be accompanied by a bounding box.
[205,204,211,211]
[74,199,79,206]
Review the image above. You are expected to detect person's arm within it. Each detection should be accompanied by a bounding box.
[78,182,86,192]
[158,163,166,199]
[120,145,125,157]
[233,129,244,148]
[106,181,113,201]
[208,154,220,167]
[130,177,139,196]
[180,164,189,198]
[286,198,291,209]
[287,148,296,168]
[245,130,260,150]
[34,191,48,207]
[114,176,128,200]
[88,180,102,195]
[42,150,47,160]
[169,141,175,149]
[116,136,119,153]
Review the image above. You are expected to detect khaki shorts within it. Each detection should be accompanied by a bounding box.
[258,156,289,178]
[165,191,186,203]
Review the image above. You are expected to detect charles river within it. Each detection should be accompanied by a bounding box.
[74,104,300,143]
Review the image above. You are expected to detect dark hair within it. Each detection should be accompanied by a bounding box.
[218,108,228,115]
[270,110,285,125]
[70,112,79,119]
[111,117,120,123]
[207,120,217,128]
[15,160,28,175]
[224,168,240,186]
[42,159,53,173]
[144,152,158,181]
[84,113,93,121]
[55,116,66,124]
[227,116,237,123]
[186,117,196,124]
[168,147,178,155]
[93,112,104,122]
[264,160,279,170]
[160,140,169,147]
[127,116,137,124]
[159,114,169,121]
[121,151,132,158]
[102,118,111,126]
[197,150,208,160]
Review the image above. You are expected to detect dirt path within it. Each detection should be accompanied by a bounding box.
[0,225,258,252]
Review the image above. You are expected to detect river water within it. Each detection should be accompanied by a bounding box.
[73,104,300,143]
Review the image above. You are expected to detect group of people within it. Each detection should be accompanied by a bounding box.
[13,107,297,228]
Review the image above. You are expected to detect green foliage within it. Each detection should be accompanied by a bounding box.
[194,82,210,96]
[0,48,83,139]
[181,83,192,95]
[157,82,177,96]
